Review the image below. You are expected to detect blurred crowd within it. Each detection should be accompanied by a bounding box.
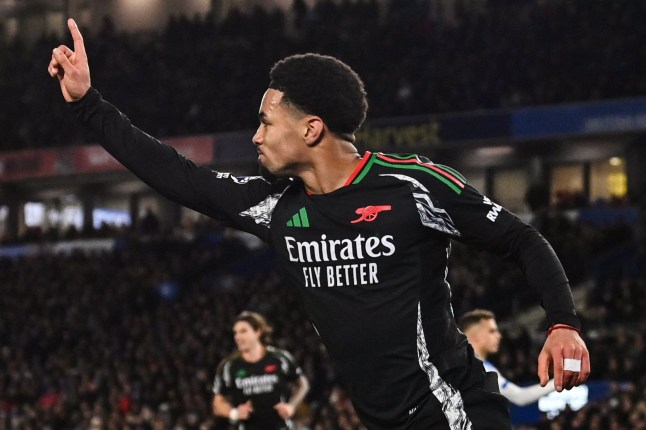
[0,208,645,430]
[1,0,644,151]
[0,229,342,430]
[448,204,634,323]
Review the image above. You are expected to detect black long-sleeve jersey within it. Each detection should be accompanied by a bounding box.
[72,89,580,429]
[213,346,303,430]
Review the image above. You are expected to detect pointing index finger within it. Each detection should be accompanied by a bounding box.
[67,18,86,58]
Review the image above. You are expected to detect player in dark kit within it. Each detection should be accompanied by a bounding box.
[212,312,309,430]
[49,19,590,429]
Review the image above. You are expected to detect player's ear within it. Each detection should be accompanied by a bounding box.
[303,116,324,146]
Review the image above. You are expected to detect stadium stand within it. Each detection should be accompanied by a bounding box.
[1,0,645,429]
[0,211,643,429]
[1,0,644,150]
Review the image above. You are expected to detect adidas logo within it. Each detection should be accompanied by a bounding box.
[287,207,310,227]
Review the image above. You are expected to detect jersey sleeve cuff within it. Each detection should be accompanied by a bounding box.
[68,87,101,116]
[545,311,581,331]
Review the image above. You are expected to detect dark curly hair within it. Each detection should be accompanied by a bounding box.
[269,53,368,137]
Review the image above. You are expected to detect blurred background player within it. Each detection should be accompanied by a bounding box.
[212,311,309,430]
[458,309,556,406]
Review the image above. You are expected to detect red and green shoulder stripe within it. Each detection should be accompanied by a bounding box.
[344,151,467,194]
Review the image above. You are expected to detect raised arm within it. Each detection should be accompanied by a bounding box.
[47,18,280,241]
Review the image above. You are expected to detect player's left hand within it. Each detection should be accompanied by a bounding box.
[538,327,590,392]
[274,402,295,419]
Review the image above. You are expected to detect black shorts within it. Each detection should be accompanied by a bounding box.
[405,372,511,429]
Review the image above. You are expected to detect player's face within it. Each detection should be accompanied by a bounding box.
[233,321,262,352]
[478,318,502,354]
[252,89,308,177]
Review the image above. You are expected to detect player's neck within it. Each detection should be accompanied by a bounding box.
[475,348,489,361]
[242,344,266,363]
[301,143,362,194]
